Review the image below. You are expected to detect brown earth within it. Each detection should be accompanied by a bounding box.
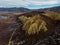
[0,11,60,45]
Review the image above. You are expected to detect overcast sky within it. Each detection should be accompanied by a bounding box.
[0,0,60,9]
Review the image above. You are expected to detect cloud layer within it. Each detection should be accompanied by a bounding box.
[0,0,60,9]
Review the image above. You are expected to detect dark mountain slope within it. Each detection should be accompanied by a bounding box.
[8,11,60,45]
[37,6,60,13]
[47,6,60,13]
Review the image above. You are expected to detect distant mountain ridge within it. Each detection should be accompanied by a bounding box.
[0,6,60,13]
[0,7,31,12]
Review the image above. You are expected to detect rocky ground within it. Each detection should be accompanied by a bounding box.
[0,14,20,45]
[0,11,60,45]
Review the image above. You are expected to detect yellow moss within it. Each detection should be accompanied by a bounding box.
[44,11,60,20]
[19,15,48,35]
